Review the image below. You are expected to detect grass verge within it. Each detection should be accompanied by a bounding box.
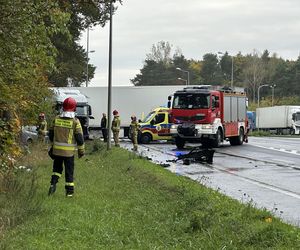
[0,143,47,239]
[1,140,300,249]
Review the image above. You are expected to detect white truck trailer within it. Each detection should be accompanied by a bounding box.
[60,86,187,137]
[256,105,300,135]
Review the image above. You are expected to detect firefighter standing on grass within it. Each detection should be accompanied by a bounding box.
[111,110,120,147]
[130,115,140,151]
[48,97,85,197]
[37,112,47,142]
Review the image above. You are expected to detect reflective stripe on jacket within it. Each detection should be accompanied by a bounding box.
[51,116,85,157]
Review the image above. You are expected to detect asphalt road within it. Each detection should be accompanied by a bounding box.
[121,136,300,227]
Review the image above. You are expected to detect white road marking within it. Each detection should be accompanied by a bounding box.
[242,178,300,200]
[251,144,300,156]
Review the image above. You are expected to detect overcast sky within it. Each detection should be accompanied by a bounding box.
[80,0,300,87]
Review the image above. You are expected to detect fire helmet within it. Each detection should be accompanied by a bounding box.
[63,97,77,112]
[113,110,118,115]
[131,115,136,121]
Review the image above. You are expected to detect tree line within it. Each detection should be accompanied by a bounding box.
[0,0,121,171]
[131,41,300,104]
[0,0,122,122]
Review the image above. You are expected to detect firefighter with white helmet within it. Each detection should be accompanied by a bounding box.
[130,115,140,151]
[111,110,121,147]
[37,112,47,142]
[48,97,85,197]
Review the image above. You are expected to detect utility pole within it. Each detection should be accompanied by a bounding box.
[107,0,113,150]
[231,56,233,88]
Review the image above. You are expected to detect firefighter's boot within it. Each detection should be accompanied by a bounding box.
[48,184,56,196]
[65,184,74,197]
[66,190,74,197]
[48,174,59,196]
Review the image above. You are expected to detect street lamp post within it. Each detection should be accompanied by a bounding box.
[86,27,95,87]
[86,51,95,87]
[257,84,270,108]
[177,77,187,86]
[257,84,270,131]
[176,67,190,85]
[86,27,90,87]
[270,84,276,106]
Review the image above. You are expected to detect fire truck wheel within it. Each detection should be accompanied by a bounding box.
[211,129,222,148]
[175,137,185,149]
[230,127,244,146]
[140,133,152,144]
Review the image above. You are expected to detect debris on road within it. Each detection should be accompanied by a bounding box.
[167,146,215,164]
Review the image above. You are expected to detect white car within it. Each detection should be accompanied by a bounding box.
[21,126,48,144]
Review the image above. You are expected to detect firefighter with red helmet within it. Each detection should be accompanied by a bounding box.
[48,97,85,197]
[130,115,140,151]
[37,112,47,142]
[111,110,121,147]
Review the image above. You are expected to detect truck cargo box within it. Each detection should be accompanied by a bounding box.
[66,86,187,128]
[256,106,300,129]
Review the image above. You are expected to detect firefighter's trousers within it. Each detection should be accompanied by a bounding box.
[113,130,120,147]
[131,133,138,151]
[50,156,75,195]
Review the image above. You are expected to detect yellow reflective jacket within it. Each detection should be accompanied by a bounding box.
[49,116,85,157]
[37,120,47,137]
[130,120,140,136]
[111,115,121,132]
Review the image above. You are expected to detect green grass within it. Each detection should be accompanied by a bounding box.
[249,130,272,137]
[1,140,300,249]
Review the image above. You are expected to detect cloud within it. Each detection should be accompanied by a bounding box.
[81,0,300,86]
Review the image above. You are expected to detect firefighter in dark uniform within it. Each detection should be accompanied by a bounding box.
[48,97,85,197]
[111,110,121,147]
[130,115,140,151]
[37,112,47,142]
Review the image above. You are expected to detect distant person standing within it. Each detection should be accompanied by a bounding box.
[111,110,121,147]
[37,112,47,142]
[100,113,107,142]
[130,115,140,151]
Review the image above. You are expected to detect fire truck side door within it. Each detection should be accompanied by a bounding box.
[212,95,221,119]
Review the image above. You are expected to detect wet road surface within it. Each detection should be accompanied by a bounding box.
[121,136,300,226]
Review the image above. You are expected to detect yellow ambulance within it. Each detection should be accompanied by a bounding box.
[138,107,172,143]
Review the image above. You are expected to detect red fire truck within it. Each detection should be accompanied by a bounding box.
[169,86,248,149]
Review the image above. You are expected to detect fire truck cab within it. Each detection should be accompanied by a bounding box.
[169,86,248,149]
